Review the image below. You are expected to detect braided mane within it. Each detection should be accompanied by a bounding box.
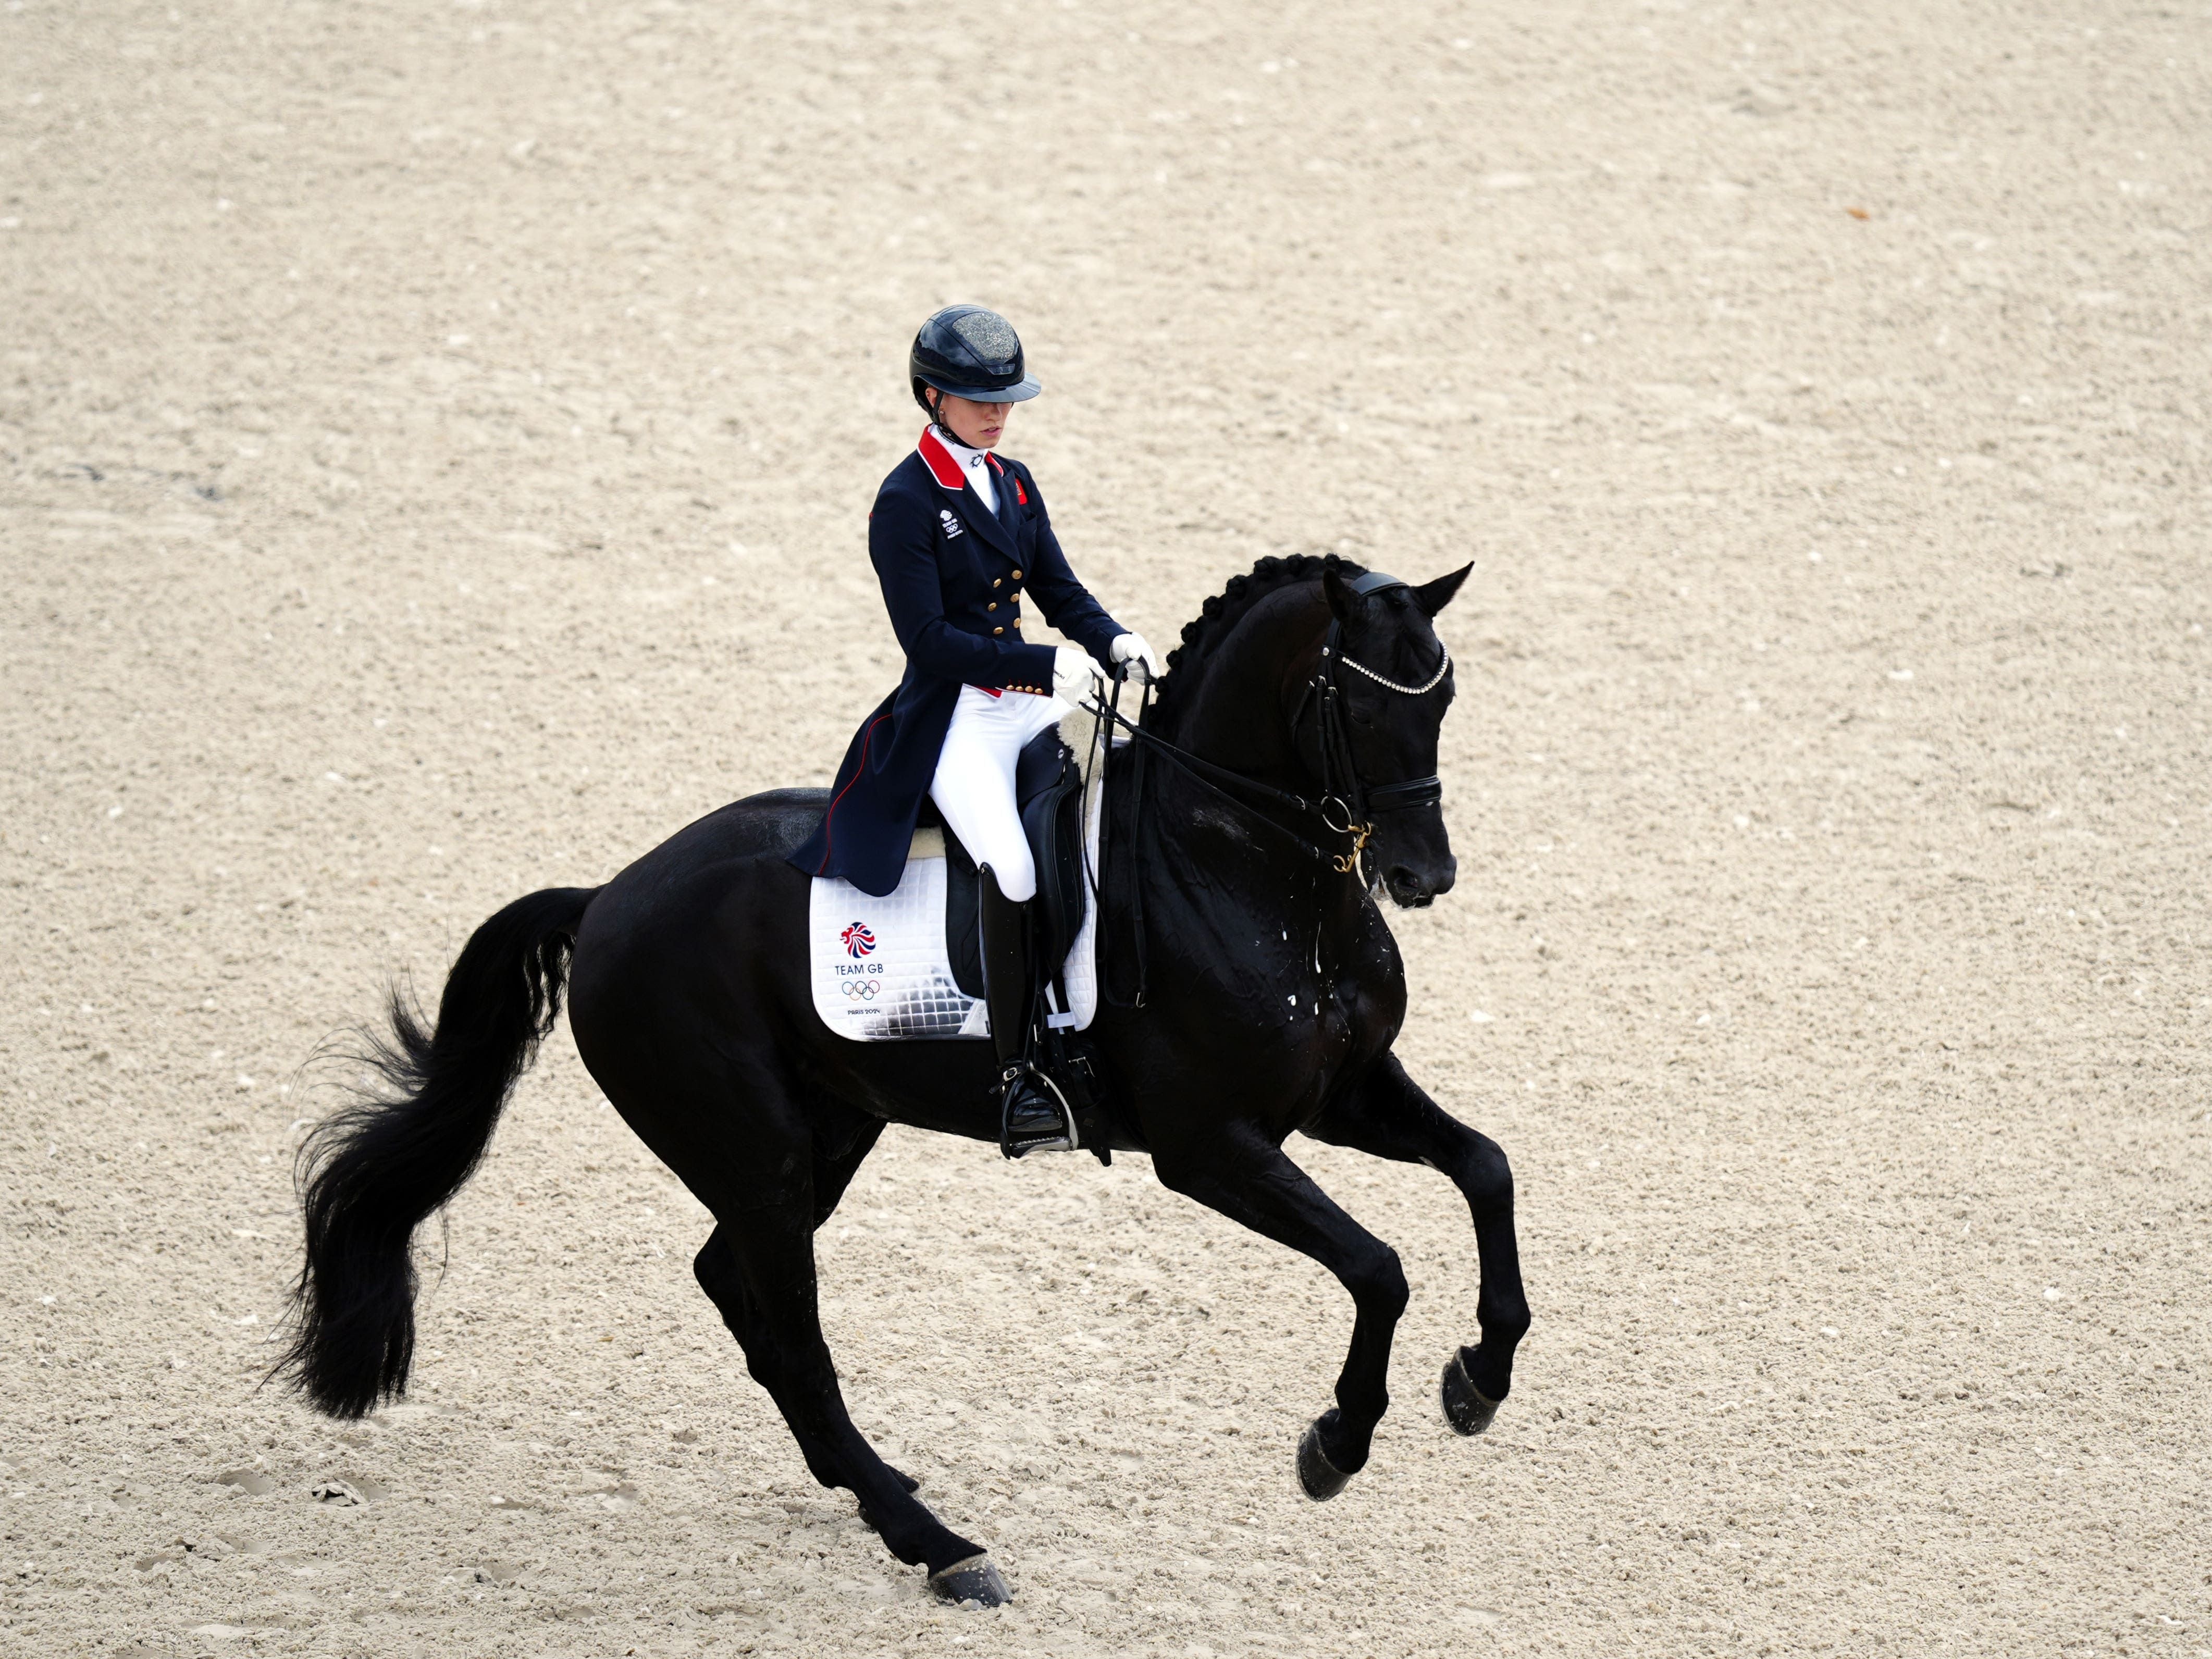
[1152,553,1365,725]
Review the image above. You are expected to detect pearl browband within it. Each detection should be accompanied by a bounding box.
[1329,644,1451,697]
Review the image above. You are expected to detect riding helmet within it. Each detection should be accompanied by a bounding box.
[909,304,1041,412]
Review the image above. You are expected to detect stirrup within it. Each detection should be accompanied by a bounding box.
[999,1062,1078,1160]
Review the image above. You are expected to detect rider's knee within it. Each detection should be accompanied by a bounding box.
[986,851,1037,902]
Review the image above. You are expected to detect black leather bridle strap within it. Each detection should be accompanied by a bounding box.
[1363,775,1443,813]
[1104,668,1151,1009]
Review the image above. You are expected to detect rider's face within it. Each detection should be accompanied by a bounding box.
[930,391,1009,450]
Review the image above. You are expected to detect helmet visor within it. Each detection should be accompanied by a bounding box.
[917,370,1041,404]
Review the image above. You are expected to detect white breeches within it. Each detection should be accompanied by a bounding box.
[930,684,1070,902]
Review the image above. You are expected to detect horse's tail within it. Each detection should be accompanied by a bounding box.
[276,885,599,1419]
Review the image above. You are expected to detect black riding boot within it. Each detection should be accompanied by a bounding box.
[979,865,1074,1157]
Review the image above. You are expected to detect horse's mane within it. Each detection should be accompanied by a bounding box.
[1152,553,1365,724]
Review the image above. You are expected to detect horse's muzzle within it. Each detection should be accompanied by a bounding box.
[1381,857,1455,908]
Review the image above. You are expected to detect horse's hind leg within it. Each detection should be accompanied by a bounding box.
[697,1231,849,1491]
[804,1113,885,1232]
[691,1122,918,1497]
[700,1193,1007,1604]
[1305,1052,1530,1434]
[1151,1124,1408,1502]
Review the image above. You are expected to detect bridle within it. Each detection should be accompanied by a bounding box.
[1088,568,1451,1007]
[1292,568,1450,877]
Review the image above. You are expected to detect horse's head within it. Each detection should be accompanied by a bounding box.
[1315,562,1471,908]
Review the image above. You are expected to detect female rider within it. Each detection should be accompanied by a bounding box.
[790,305,1159,1156]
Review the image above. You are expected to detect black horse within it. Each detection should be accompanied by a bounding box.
[279,554,1529,1605]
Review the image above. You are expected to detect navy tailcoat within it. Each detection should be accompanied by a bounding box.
[790,429,1123,898]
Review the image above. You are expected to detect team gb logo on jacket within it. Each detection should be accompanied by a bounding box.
[939,509,963,538]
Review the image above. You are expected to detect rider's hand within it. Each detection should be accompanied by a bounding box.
[1052,645,1100,703]
[1110,632,1164,683]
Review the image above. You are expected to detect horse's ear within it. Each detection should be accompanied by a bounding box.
[1412,562,1473,617]
[1321,563,1357,619]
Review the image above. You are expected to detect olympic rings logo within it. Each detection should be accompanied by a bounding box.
[841,979,881,999]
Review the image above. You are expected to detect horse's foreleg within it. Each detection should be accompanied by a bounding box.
[1305,1053,1529,1433]
[1151,1125,1408,1501]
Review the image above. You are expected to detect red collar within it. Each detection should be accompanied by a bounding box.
[917,427,1009,490]
[917,427,965,491]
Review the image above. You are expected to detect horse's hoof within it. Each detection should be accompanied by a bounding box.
[1441,1348,1502,1437]
[1296,1420,1353,1501]
[928,1553,1011,1607]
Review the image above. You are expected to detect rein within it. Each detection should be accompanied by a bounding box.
[1087,691,1348,866]
[1092,568,1449,1009]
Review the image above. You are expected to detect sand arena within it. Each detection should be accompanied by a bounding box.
[3,2,2207,1654]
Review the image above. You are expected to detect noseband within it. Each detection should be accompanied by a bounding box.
[1292,569,1450,876]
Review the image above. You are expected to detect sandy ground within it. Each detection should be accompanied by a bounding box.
[4,0,2209,1654]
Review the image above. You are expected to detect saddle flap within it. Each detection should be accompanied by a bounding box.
[1018,733,1088,972]
[941,826,983,1000]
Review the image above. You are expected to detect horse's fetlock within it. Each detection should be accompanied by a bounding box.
[1483,1302,1533,1346]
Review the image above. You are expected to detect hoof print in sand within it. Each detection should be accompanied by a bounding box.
[310,1475,387,1505]
[570,1478,639,1512]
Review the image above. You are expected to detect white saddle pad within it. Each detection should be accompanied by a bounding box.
[809,704,1110,1042]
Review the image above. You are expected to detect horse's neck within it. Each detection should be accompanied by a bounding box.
[1114,588,1352,932]
[1160,590,1325,787]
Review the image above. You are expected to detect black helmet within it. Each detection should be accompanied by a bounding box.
[909,304,1041,412]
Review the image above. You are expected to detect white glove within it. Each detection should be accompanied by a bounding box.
[1052,644,1101,703]
[1110,632,1164,683]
